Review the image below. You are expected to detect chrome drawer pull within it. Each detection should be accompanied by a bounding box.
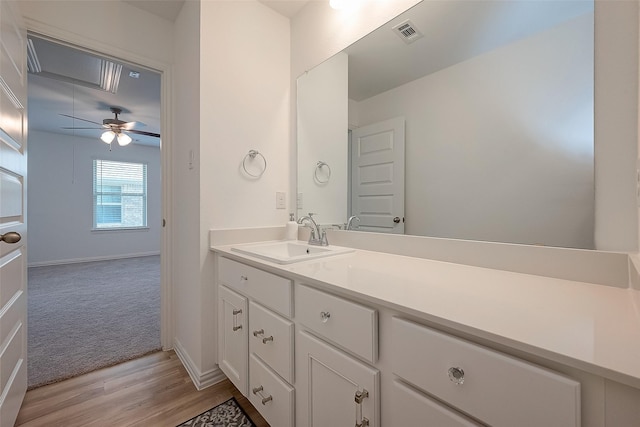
[320,311,331,322]
[448,367,465,385]
[252,384,273,405]
[355,389,369,427]
[253,329,265,337]
[262,335,274,344]
[232,309,243,331]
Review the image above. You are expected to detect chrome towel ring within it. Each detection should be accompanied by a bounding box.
[315,161,331,184]
[242,149,267,178]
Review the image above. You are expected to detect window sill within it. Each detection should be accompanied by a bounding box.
[91,227,150,233]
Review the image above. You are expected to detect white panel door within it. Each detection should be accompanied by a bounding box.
[351,117,405,233]
[0,0,28,425]
[296,330,379,427]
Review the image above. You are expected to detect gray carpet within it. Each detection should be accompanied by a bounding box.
[27,255,161,389]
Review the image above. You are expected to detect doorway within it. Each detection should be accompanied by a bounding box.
[26,34,167,388]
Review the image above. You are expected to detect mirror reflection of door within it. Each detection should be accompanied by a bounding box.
[350,117,405,234]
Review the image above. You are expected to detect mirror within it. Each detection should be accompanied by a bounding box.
[297,0,594,249]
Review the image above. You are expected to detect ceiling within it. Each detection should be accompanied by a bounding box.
[345,0,594,101]
[122,0,308,22]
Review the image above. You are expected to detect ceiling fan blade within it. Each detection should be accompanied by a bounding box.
[59,114,103,126]
[121,121,147,130]
[60,127,104,130]
[127,129,160,138]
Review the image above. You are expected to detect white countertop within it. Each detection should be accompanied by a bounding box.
[212,243,640,389]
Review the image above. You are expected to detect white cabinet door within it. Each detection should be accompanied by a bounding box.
[296,330,379,427]
[218,285,248,395]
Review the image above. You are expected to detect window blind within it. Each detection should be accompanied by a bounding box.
[93,159,147,229]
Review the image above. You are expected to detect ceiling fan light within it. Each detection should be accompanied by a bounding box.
[117,133,132,146]
[100,130,115,144]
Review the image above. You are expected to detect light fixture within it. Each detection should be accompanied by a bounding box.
[100,130,115,144]
[117,133,132,146]
[100,130,132,146]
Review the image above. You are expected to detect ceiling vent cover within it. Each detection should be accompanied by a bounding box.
[392,19,423,44]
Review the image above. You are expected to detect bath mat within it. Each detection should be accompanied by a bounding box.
[176,397,255,427]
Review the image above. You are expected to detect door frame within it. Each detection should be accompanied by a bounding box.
[23,19,174,349]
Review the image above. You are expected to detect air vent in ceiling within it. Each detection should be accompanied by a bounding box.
[26,37,122,94]
[392,19,423,44]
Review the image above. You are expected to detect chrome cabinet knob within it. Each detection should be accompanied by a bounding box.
[448,367,465,385]
[0,232,21,244]
[320,311,331,323]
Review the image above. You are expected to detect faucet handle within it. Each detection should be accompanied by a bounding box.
[320,229,329,246]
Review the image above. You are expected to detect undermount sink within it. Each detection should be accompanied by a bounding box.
[231,241,354,264]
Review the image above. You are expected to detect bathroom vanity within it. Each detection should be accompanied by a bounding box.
[212,238,640,427]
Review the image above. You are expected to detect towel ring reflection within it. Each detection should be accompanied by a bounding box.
[314,161,331,184]
[242,150,267,178]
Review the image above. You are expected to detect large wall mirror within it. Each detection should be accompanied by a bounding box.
[297,0,594,249]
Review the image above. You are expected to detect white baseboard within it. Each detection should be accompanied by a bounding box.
[27,251,161,268]
[173,338,226,390]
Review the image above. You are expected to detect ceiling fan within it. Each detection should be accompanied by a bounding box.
[61,107,160,146]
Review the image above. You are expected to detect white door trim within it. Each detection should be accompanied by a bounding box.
[22,18,174,350]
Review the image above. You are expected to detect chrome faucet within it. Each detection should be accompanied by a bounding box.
[297,213,328,246]
[346,215,361,230]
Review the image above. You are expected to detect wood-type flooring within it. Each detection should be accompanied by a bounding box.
[15,350,269,427]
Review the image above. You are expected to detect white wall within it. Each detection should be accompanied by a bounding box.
[18,1,173,67]
[354,14,594,249]
[173,0,204,374]
[297,52,348,225]
[172,0,291,382]
[27,131,161,265]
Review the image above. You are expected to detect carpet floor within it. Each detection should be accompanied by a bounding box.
[27,255,161,389]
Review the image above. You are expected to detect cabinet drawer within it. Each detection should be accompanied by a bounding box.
[390,380,481,427]
[295,284,377,363]
[249,354,295,427]
[219,257,292,317]
[391,317,580,427]
[249,301,294,383]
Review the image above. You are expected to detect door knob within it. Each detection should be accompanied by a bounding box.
[0,232,21,244]
[393,217,401,224]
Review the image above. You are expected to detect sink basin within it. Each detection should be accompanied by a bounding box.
[231,241,354,264]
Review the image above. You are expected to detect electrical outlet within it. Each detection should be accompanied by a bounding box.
[276,192,286,209]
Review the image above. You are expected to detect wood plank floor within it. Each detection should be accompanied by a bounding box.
[15,351,269,427]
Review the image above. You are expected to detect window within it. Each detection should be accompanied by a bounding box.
[93,160,147,229]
